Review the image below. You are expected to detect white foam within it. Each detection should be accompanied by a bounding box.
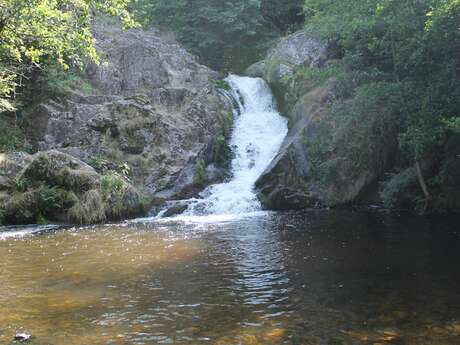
[185,75,288,216]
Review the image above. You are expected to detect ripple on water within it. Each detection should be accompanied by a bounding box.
[1,211,460,344]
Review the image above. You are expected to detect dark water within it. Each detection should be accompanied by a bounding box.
[1,210,460,345]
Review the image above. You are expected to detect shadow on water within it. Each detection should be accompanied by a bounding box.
[1,210,460,344]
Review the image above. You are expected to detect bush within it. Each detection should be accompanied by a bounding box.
[35,185,63,213]
[88,155,109,173]
[381,168,419,209]
[37,65,94,96]
[0,116,28,153]
[100,172,127,196]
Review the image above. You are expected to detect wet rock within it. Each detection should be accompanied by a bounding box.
[255,83,335,210]
[162,204,188,218]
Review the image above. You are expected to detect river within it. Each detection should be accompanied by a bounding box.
[1,77,460,344]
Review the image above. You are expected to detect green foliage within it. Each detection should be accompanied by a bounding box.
[37,65,94,96]
[132,0,304,71]
[381,169,418,209]
[0,207,5,225]
[14,176,28,192]
[213,135,232,168]
[0,0,135,111]
[0,119,26,152]
[285,63,346,98]
[213,79,231,91]
[88,155,131,180]
[100,172,127,196]
[302,0,460,210]
[88,155,110,173]
[194,159,206,186]
[35,185,62,213]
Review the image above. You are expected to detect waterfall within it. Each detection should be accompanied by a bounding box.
[184,75,288,216]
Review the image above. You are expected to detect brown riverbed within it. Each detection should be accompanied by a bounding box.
[1,210,460,344]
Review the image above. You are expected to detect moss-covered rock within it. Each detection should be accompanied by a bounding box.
[5,191,40,224]
[1,150,155,225]
[55,166,99,192]
[68,189,106,225]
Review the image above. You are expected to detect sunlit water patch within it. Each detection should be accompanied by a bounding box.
[2,211,460,345]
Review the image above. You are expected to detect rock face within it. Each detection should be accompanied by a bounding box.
[247,30,336,116]
[249,31,378,210]
[26,22,232,200]
[255,84,334,210]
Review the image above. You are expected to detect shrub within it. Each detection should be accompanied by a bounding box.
[100,172,127,196]
[37,65,94,96]
[381,168,419,209]
[88,155,109,173]
[35,185,63,213]
[194,159,206,186]
[0,116,27,153]
[14,176,29,192]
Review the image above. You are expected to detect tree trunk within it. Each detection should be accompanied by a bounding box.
[415,160,431,213]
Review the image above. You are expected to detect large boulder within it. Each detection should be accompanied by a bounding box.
[1,150,152,225]
[246,30,336,116]
[255,82,335,210]
[251,31,380,210]
[25,22,232,200]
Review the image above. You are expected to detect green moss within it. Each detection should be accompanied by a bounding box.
[68,189,106,225]
[5,191,40,224]
[55,166,99,192]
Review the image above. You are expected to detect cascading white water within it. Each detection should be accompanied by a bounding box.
[185,75,288,216]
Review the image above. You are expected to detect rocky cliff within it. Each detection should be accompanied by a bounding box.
[248,30,384,210]
[249,30,460,212]
[26,23,232,199]
[0,22,232,225]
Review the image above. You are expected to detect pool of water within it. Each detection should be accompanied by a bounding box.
[1,210,460,345]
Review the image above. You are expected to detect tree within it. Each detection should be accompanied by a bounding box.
[131,0,305,71]
[0,0,134,112]
[303,0,460,211]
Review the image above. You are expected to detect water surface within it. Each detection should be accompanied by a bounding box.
[1,210,460,345]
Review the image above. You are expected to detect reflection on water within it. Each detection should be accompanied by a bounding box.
[1,210,460,344]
